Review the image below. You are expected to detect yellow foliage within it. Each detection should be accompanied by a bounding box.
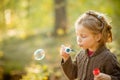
[21,63,50,80]
[57,28,64,36]
[43,76,48,80]
[19,32,27,40]
[0,51,4,58]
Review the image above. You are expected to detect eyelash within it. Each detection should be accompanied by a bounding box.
[81,35,87,38]
[77,34,87,38]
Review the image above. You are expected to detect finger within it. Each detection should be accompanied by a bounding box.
[94,75,104,80]
[60,45,66,55]
[61,44,65,48]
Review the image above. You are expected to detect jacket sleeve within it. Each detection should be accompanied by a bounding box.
[104,53,120,80]
[61,57,77,80]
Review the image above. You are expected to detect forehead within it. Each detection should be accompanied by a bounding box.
[75,25,93,34]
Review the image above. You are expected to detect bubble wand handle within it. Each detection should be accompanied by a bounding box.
[93,68,100,76]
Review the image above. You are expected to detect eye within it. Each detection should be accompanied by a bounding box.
[81,34,87,38]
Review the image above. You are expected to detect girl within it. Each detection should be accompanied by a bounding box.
[60,10,120,80]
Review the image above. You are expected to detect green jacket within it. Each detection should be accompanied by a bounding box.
[61,46,120,80]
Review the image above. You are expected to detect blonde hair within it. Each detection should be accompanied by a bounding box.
[75,10,112,45]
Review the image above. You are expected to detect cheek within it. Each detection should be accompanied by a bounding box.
[82,40,89,45]
[82,38,94,44]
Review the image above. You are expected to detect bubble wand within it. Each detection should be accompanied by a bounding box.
[64,46,75,54]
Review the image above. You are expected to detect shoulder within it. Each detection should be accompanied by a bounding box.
[105,49,117,60]
[104,49,119,65]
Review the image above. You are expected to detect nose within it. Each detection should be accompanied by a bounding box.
[77,36,81,43]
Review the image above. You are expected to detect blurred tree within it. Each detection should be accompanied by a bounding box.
[112,0,120,45]
[27,0,30,18]
[110,0,120,57]
[53,0,67,36]
[0,0,6,35]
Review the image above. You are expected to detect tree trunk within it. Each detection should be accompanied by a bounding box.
[53,0,67,36]
[27,0,30,18]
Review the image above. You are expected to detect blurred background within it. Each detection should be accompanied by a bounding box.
[0,0,120,80]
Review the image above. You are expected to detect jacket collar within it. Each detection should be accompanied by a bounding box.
[85,45,108,57]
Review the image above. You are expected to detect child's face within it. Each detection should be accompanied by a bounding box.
[75,25,100,51]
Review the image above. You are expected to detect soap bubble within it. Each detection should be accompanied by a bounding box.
[34,49,45,60]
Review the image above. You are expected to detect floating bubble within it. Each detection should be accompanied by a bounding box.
[34,49,45,60]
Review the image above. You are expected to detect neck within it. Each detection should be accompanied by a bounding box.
[88,44,105,53]
[88,43,104,52]
[88,46,98,52]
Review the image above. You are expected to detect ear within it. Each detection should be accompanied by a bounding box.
[95,33,102,42]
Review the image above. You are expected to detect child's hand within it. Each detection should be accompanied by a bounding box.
[94,73,111,80]
[60,45,70,61]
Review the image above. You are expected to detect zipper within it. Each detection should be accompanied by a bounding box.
[81,57,89,80]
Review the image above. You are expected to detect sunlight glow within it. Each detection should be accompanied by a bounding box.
[5,9,11,25]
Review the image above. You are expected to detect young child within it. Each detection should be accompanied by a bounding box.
[60,10,120,80]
